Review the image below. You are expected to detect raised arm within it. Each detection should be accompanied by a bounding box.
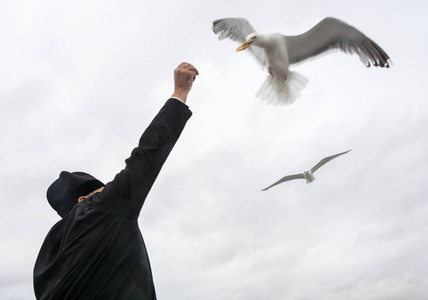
[89,63,199,218]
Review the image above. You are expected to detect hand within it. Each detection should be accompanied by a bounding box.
[171,62,199,103]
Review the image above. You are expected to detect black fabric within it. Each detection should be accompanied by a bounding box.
[34,99,192,300]
[47,171,105,218]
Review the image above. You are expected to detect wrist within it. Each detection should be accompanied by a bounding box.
[171,90,189,103]
[170,96,186,104]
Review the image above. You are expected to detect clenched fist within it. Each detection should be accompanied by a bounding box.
[171,62,199,103]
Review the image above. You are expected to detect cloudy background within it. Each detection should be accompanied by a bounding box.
[1,0,428,299]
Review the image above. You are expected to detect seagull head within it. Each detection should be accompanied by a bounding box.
[303,169,316,184]
[236,33,258,51]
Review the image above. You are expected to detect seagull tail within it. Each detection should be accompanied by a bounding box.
[306,176,316,184]
[256,71,308,106]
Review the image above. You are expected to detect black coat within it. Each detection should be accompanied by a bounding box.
[34,99,192,300]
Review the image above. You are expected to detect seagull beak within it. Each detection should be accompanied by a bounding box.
[236,41,253,51]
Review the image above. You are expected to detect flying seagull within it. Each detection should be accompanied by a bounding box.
[212,17,391,105]
[262,149,352,191]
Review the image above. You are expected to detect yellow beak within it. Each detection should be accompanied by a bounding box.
[236,41,253,51]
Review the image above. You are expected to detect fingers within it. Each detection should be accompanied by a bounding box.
[176,62,199,81]
[171,62,199,102]
[177,62,199,75]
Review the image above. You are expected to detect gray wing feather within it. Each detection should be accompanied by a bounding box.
[310,149,352,173]
[285,17,391,67]
[262,173,305,191]
[212,18,267,67]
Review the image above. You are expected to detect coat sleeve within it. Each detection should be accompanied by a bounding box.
[88,98,192,218]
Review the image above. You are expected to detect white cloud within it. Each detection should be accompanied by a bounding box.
[1,0,428,299]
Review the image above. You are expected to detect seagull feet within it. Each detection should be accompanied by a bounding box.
[268,67,288,81]
[283,73,288,81]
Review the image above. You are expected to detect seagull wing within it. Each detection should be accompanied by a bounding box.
[212,18,267,67]
[284,17,391,67]
[310,149,352,173]
[262,173,305,191]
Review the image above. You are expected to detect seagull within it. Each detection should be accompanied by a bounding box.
[262,149,351,191]
[212,17,391,105]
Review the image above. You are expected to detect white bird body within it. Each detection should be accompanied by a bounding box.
[256,33,289,79]
[250,33,309,104]
[262,149,351,191]
[303,169,316,183]
[212,17,391,106]
[261,34,291,82]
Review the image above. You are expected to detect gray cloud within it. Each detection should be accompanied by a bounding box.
[1,0,428,299]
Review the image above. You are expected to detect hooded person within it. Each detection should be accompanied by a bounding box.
[33,62,199,300]
[47,171,105,218]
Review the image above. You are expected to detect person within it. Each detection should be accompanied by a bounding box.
[33,62,199,300]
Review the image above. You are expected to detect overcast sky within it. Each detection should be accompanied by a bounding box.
[1,0,428,299]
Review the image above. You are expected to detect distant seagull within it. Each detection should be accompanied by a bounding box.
[212,17,391,105]
[262,149,352,191]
